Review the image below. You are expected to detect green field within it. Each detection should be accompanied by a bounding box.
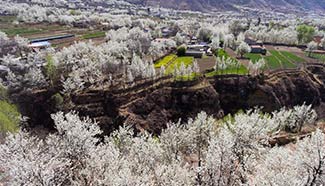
[0,15,16,23]
[0,28,43,36]
[279,51,304,63]
[245,50,303,69]
[309,53,325,62]
[81,31,106,39]
[244,53,263,63]
[265,55,281,69]
[154,54,177,68]
[206,49,248,76]
[0,24,68,37]
[166,56,194,74]
[269,50,296,68]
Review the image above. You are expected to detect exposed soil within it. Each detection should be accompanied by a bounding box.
[196,56,216,72]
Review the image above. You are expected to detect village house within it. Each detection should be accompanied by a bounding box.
[185,50,204,58]
[184,43,210,58]
[250,45,267,55]
[245,37,267,55]
[28,41,51,51]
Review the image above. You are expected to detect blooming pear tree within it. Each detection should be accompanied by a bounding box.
[321,36,325,50]
[0,104,322,185]
[248,58,266,76]
[306,41,318,56]
[236,41,251,58]
[174,32,186,46]
[223,34,235,49]
[211,37,220,51]
[246,25,299,45]
[0,31,9,42]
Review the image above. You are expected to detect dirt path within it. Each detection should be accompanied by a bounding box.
[197,56,216,72]
[225,48,237,57]
[225,48,251,67]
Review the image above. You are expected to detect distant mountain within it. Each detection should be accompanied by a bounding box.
[125,0,325,13]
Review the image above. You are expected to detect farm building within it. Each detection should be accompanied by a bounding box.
[313,36,323,45]
[28,41,51,50]
[161,27,173,38]
[185,50,204,58]
[250,45,267,55]
[245,37,263,46]
[244,37,258,45]
[190,36,198,45]
[187,44,209,52]
[29,34,75,43]
[154,38,174,43]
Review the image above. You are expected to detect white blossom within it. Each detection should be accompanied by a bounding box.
[236,41,251,58]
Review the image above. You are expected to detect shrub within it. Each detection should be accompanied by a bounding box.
[50,93,64,109]
[296,24,315,44]
[177,46,186,56]
[45,54,57,86]
[0,84,7,101]
[215,48,229,58]
[0,100,20,133]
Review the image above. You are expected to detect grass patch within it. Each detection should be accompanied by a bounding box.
[216,48,230,58]
[81,31,106,39]
[166,57,194,74]
[175,73,199,81]
[205,65,248,77]
[154,54,177,68]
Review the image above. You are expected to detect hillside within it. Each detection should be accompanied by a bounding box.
[18,63,325,135]
[125,0,325,12]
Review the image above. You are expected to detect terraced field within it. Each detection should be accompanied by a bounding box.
[154,54,177,68]
[245,50,305,70]
[154,54,195,75]
[0,22,68,37]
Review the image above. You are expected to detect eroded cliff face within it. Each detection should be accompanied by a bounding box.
[17,63,325,134]
[121,79,222,134]
[211,63,325,117]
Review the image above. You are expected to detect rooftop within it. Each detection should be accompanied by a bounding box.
[28,41,51,48]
